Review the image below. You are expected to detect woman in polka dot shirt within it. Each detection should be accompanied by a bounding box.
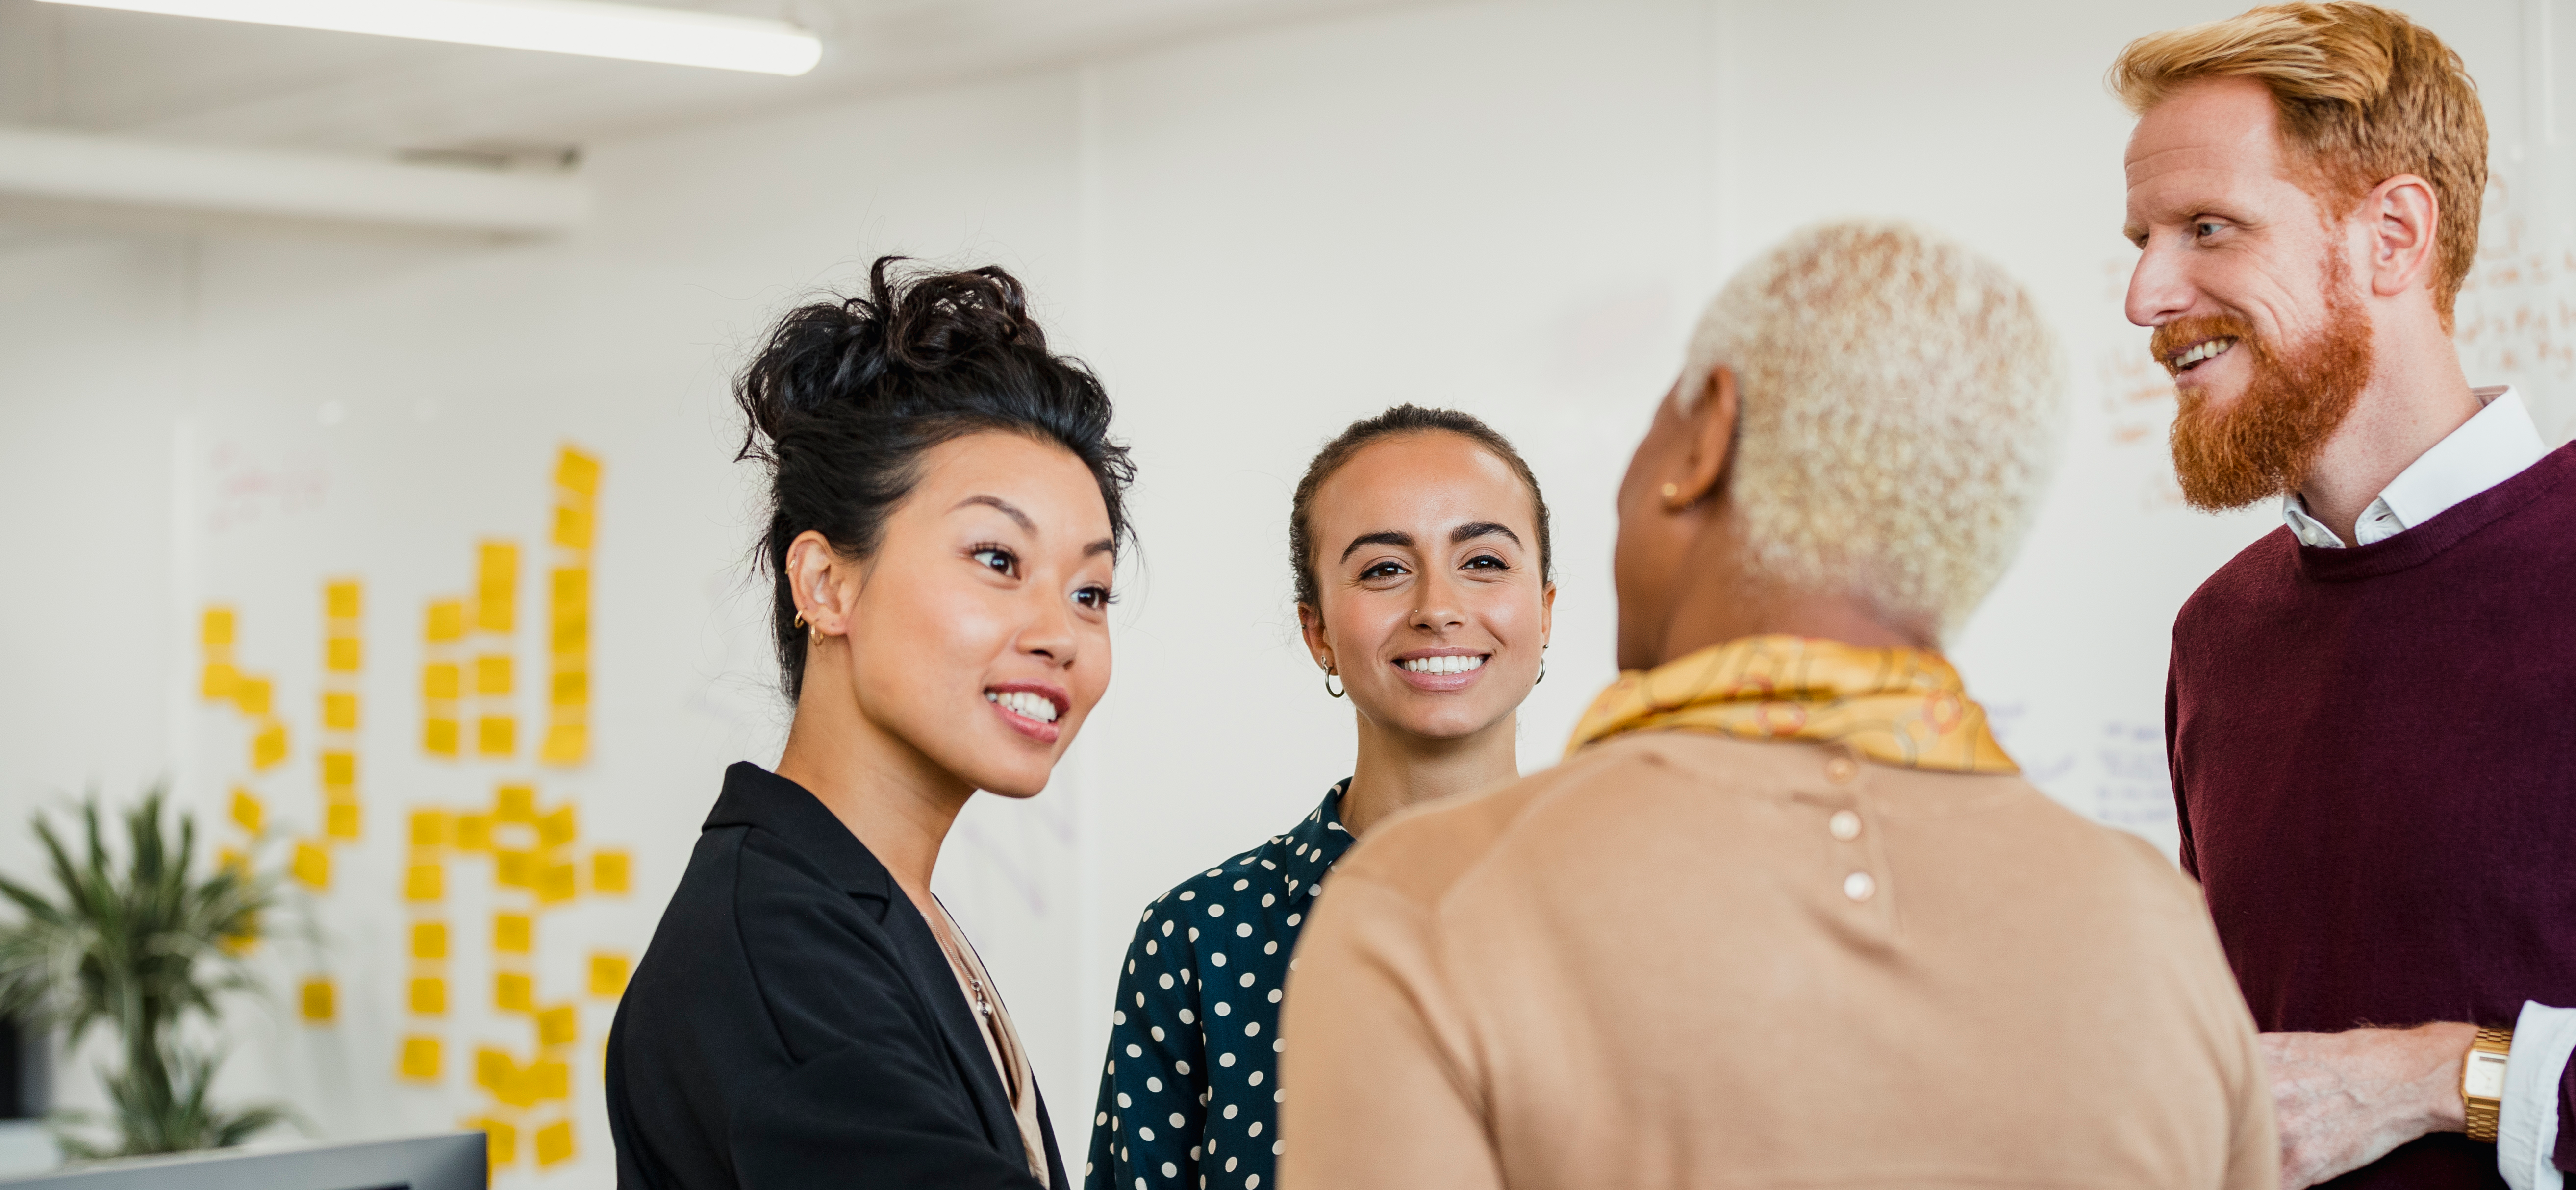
[1085,406,1556,1190]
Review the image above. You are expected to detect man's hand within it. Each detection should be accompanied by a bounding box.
[2262,1022,2475,1189]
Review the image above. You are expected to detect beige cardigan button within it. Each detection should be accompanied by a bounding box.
[1843,871,1876,902]
[1825,755,1860,783]
[1829,810,1862,841]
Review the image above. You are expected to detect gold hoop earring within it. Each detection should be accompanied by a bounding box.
[1536,658,1545,686]
[1323,666,1344,699]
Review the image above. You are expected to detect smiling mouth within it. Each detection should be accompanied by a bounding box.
[2168,337,2238,373]
[985,689,1061,724]
[1398,654,1487,675]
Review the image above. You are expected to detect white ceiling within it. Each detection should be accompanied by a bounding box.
[0,0,1435,160]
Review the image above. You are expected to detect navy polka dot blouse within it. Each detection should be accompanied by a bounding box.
[1084,782,1354,1190]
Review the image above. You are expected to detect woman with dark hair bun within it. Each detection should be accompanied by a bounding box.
[1085,406,1553,1190]
[608,257,1132,1190]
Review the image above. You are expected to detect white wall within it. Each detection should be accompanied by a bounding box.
[3,1,2574,1186]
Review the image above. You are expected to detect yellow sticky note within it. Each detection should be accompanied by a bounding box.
[321,691,359,731]
[398,1035,441,1081]
[220,911,259,954]
[536,861,578,905]
[404,860,442,901]
[421,662,460,701]
[555,446,601,498]
[325,636,361,673]
[475,542,519,633]
[290,841,329,890]
[496,784,537,823]
[551,608,587,655]
[321,750,356,790]
[552,503,594,551]
[591,849,631,895]
[474,1046,514,1094]
[201,662,238,701]
[549,667,587,708]
[537,804,577,850]
[411,921,448,960]
[535,1118,574,1167]
[233,676,272,717]
[551,565,590,609]
[425,599,465,644]
[474,654,513,696]
[588,952,631,998]
[452,813,492,852]
[540,721,589,767]
[494,971,533,1013]
[476,716,516,758]
[251,720,288,770]
[324,799,359,841]
[408,976,447,1016]
[494,913,531,954]
[299,977,334,1023]
[526,1058,570,1101]
[422,716,459,758]
[537,1003,578,1048]
[482,1117,518,1168]
[495,850,534,889]
[408,809,450,848]
[325,580,362,621]
[202,607,236,647]
[229,789,263,834]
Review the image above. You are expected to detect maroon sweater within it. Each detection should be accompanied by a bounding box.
[2168,442,2576,1189]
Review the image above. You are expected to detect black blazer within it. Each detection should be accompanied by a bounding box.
[606,762,1068,1190]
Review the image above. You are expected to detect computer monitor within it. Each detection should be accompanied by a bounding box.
[0,1131,483,1190]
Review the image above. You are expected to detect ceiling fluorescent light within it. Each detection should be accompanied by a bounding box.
[32,0,823,75]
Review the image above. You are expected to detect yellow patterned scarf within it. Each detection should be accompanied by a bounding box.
[1565,634,2018,774]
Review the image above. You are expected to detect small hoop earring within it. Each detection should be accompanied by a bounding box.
[1323,667,1344,699]
[1536,658,1545,686]
[1661,482,1680,501]
[793,611,808,629]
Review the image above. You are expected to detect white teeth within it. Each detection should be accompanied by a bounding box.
[1400,655,1487,675]
[985,690,1059,723]
[2173,337,2235,368]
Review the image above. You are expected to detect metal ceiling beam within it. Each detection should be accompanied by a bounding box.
[0,126,589,234]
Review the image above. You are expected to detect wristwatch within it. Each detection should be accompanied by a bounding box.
[2464,1026,2513,1143]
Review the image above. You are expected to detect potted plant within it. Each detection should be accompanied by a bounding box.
[0,788,292,1158]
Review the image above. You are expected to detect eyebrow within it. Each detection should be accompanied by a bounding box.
[1339,522,1522,564]
[1339,530,1413,562]
[954,495,1034,532]
[958,495,1116,560]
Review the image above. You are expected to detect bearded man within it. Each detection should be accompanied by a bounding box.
[2119,5,2576,1190]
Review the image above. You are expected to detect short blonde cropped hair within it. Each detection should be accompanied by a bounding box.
[2110,2,2486,319]
[1679,221,2064,638]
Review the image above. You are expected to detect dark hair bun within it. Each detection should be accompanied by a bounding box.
[736,256,1135,699]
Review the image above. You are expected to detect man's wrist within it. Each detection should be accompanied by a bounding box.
[2419,1021,2479,1133]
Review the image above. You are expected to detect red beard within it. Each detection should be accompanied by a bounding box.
[2154,256,2375,512]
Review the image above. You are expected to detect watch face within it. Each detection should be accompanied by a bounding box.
[2467,1051,2511,1100]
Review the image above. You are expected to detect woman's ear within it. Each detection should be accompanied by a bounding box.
[786,532,854,637]
[1669,364,1740,508]
[1297,601,1333,672]
[1539,582,1557,645]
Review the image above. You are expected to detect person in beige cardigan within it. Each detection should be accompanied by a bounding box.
[1276,220,2277,1190]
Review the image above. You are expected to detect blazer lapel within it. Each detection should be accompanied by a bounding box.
[879,890,1024,1159]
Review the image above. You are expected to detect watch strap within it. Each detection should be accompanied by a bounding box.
[2465,1025,2513,1144]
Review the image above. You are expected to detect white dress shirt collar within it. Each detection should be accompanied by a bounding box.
[2284,386,2548,548]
